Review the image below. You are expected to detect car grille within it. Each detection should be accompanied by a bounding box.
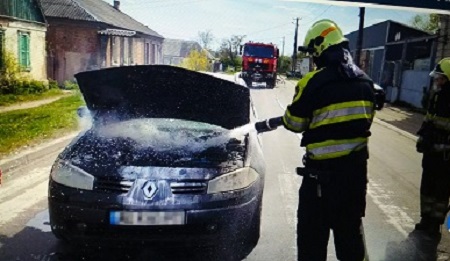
[170,182,207,194]
[248,63,270,71]
[94,178,133,193]
[94,179,208,195]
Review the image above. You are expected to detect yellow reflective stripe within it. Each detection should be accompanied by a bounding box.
[425,114,450,130]
[310,112,373,129]
[283,109,309,132]
[306,138,368,160]
[432,116,450,130]
[293,69,323,102]
[311,105,374,128]
[313,101,374,116]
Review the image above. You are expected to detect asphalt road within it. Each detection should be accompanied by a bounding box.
[0,73,448,261]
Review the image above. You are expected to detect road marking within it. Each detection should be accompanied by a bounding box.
[367,180,415,237]
[277,174,301,228]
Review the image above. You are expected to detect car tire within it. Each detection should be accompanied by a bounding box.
[266,77,276,89]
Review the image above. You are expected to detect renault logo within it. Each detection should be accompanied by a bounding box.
[143,181,158,199]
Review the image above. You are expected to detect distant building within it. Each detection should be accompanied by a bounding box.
[346,20,436,108]
[0,0,47,81]
[40,0,164,83]
[162,39,203,66]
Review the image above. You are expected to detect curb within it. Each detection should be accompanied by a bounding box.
[0,132,79,174]
[373,118,418,142]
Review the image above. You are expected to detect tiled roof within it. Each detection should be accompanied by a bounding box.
[40,0,163,38]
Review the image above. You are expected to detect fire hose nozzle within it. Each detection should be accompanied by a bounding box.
[255,116,283,133]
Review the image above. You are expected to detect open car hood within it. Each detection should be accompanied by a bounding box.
[75,66,250,129]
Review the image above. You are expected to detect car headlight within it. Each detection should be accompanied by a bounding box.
[50,160,94,190]
[207,167,259,194]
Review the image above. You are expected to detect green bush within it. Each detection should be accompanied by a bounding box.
[48,79,59,89]
[0,50,54,95]
[63,80,79,90]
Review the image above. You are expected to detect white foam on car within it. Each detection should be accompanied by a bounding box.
[95,119,250,154]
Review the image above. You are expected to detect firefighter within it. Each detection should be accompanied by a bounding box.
[415,58,450,235]
[282,19,375,261]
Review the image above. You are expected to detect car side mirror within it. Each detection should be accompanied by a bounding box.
[77,106,90,118]
[276,48,280,58]
[239,45,243,55]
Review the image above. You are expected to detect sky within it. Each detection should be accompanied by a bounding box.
[104,0,425,55]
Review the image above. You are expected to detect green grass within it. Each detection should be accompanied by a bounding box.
[0,89,64,107]
[0,93,85,156]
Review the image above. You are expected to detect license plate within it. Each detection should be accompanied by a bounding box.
[109,211,185,226]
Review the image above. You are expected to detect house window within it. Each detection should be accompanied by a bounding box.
[112,36,120,66]
[129,38,134,65]
[18,32,30,70]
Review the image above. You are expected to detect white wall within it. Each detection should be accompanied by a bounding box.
[1,19,47,81]
[400,70,430,108]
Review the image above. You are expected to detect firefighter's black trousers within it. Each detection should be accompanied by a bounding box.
[297,152,367,261]
[420,151,450,224]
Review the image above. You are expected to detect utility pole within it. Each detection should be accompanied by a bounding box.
[281,36,285,57]
[292,17,300,73]
[355,7,365,68]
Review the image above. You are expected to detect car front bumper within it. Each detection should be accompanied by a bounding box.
[48,179,262,246]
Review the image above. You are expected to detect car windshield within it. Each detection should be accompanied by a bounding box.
[244,45,275,58]
[1,1,449,261]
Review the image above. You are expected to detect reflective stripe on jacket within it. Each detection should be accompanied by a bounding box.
[282,66,376,160]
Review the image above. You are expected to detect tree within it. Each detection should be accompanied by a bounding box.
[278,56,292,73]
[219,35,246,69]
[198,30,214,50]
[180,49,209,72]
[411,14,440,33]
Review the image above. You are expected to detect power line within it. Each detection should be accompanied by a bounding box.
[243,23,292,36]
[249,35,286,42]
[302,5,333,24]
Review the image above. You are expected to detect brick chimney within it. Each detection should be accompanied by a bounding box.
[113,0,120,10]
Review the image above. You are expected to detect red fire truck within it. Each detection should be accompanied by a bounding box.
[240,42,279,88]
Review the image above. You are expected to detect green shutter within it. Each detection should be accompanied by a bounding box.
[19,33,30,69]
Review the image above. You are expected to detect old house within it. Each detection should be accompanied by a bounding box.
[40,0,164,84]
[0,0,47,81]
